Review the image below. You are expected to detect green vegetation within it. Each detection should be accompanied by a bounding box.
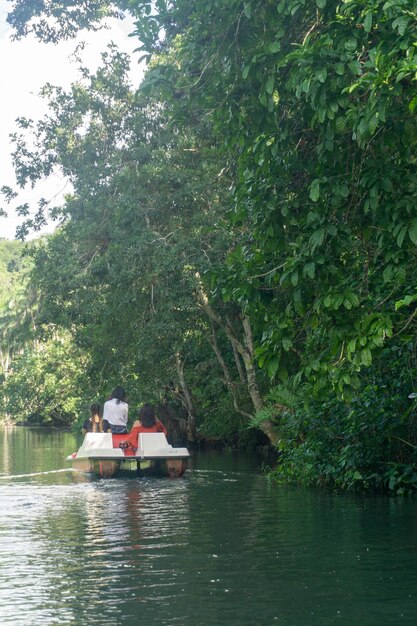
[0,238,25,306]
[1,0,417,492]
[0,238,33,382]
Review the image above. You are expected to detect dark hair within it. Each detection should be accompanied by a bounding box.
[89,403,103,433]
[110,386,127,404]
[138,403,156,428]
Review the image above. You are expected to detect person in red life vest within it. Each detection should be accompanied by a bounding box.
[120,403,167,451]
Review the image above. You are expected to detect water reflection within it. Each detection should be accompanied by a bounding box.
[1,424,12,476]
[0,428,417,625]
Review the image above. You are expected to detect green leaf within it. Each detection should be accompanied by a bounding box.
[395,293,417,310]
[268,41,281,53]
[408,219,417,245]
[259,88,267,107]
[347,338,357,355]
[397,225,407,248]
[368,114,379,135]
[316,68,327,83]
[317,107,326,123]
[361,348,372,366]
[344,292,359,308]
[309,178,320,202]
[310,228,325,250]
[336,116,346,132]
[293,288,304,314]
[305,261,316,279]
[363,12,372,33]
[409,95,417,113]
[396,265,407,283]
[265,75,275,95]
[392,16,410,36]
[345,36,357,52]
[268,358,279,378]
[383,265,393,283]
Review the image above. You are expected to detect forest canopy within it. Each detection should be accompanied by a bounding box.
[1,0,417,493]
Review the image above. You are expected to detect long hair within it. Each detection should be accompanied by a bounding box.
[90,403,102,433]
[138,403,156,428]
[110,386,127,404]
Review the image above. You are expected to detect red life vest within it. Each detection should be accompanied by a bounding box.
[124,421,167,450]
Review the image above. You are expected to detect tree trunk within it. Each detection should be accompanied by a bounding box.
[195,276,279,446]
[175,353,196,442]
[240,315,280,445]
[226,316,246,384]
[208,325,253,420]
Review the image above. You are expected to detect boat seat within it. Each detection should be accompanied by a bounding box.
[81,433,114,449]
[138,432,172,453]
[136,433,189,458]
[74,433,124,459]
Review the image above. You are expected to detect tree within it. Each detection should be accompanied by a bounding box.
[126,0,417,398]
[6,46,261,441]
[4,331,89,427]
[0,239,36,381]
[5,0,417,486]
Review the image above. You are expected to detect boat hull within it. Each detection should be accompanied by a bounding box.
[68,432,190,478]
[71,456,188,478]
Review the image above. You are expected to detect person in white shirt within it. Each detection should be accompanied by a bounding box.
[102,386,129,434]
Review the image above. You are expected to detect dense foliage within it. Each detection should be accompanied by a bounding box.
[0,238,33,380]
[2,0,417,490]
[0,239,26,306]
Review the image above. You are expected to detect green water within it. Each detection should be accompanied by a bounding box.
[0,427,416,625]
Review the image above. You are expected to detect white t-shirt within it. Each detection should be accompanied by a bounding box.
[102,398,128,426]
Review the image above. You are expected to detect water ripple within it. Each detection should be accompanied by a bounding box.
[1,431,417,625]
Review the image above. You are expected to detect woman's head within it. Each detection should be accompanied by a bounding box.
[110,386,127,404]
[138,403,156,428]
[89,403,102,432]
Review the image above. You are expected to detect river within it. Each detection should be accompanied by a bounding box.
[0,426,416,625]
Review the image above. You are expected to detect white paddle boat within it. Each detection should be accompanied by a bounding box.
[67,432,190,478]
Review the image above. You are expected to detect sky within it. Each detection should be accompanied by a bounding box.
[0,0,143,240]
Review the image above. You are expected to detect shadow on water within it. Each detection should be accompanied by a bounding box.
[0,427,417,625]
